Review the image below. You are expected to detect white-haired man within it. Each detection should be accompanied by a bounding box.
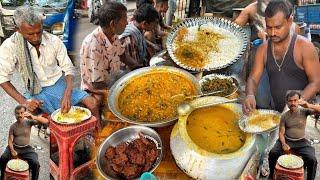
[0,5,100,124]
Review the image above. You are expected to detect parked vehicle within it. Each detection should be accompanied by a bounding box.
[88,0,127,25]
[87,0,101,25]
[39,0,77,51]
[0,0,77,51]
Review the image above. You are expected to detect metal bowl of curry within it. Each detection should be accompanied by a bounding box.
[108,66,201,127]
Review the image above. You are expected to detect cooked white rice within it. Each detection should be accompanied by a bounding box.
[245,120,277,133]
[174,24,243,68]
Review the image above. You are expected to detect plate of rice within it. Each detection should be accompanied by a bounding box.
[166,17,248,72]
[7,159,29,172]
[239,109,281,134]
[51,106,92,125]
[277,154,304,169]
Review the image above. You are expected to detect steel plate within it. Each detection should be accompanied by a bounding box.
[51,106,92,125]
[7,159,29,172]
[96,125,163,179]
[238,109,281,134]
[166,17,248,72]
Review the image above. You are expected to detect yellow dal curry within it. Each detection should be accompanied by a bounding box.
[118,71,197,122]
[186,106,246,154]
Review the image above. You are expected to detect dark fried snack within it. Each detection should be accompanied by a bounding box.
[115,142,127,154]
[105,147,116,160]
[112,153,128,166]
[104,135,159,179]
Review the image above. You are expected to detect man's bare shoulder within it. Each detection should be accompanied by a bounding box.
[256,41,268,52]
[296,35,315,49]
[295,35,318,59]
[281,110,291,120]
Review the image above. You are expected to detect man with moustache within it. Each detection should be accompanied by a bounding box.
[242,1,320,176]
[269,91,319,180]
[235,0,301,109]
[242,0,320,114]
[80,2,131,109]
[0,5,100,124]
[0,105,48,180]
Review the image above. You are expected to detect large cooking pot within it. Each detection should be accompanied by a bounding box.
[108,66,201,127]
[170,96,256,179]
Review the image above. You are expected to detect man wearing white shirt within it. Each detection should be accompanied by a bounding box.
[0,5,100,123]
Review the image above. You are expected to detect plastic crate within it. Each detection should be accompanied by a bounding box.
[296,6,308,22]
[295,4,320,23]
[310,29,320,34]
[308,5,320,23]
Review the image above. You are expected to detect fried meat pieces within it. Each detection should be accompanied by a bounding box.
[104,134,158,179]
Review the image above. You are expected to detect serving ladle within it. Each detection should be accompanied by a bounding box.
[177,98,240,116]
[171,89,225,102]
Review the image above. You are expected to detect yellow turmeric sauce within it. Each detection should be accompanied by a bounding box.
[118,71,197,122]
[186,106,246,154]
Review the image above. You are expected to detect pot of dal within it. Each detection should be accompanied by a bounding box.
[170,96,255,179]
[108,66,201,127]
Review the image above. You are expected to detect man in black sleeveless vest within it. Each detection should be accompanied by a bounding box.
[242,0,320,114]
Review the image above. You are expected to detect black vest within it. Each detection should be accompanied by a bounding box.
[266,34,308,112]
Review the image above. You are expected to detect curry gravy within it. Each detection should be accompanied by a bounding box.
[118,71,197,122]
[186,106,246,154]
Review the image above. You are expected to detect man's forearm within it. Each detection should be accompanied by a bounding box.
[8,137,14,152]
[120,53,143,70]
[0,81,26,104]
[245,77,257,96]
[301,82,320,101]
[64,75,73,93]
[33,115,49,124]
[307,103,320,113]
[279,131,286,146]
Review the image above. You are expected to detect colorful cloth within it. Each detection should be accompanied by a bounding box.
[24,76,89,114]
[80,27,126,90]
[13,32,42,95]
[119,23,148,66]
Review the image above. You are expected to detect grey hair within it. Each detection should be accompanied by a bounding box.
[14,5,43,27]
